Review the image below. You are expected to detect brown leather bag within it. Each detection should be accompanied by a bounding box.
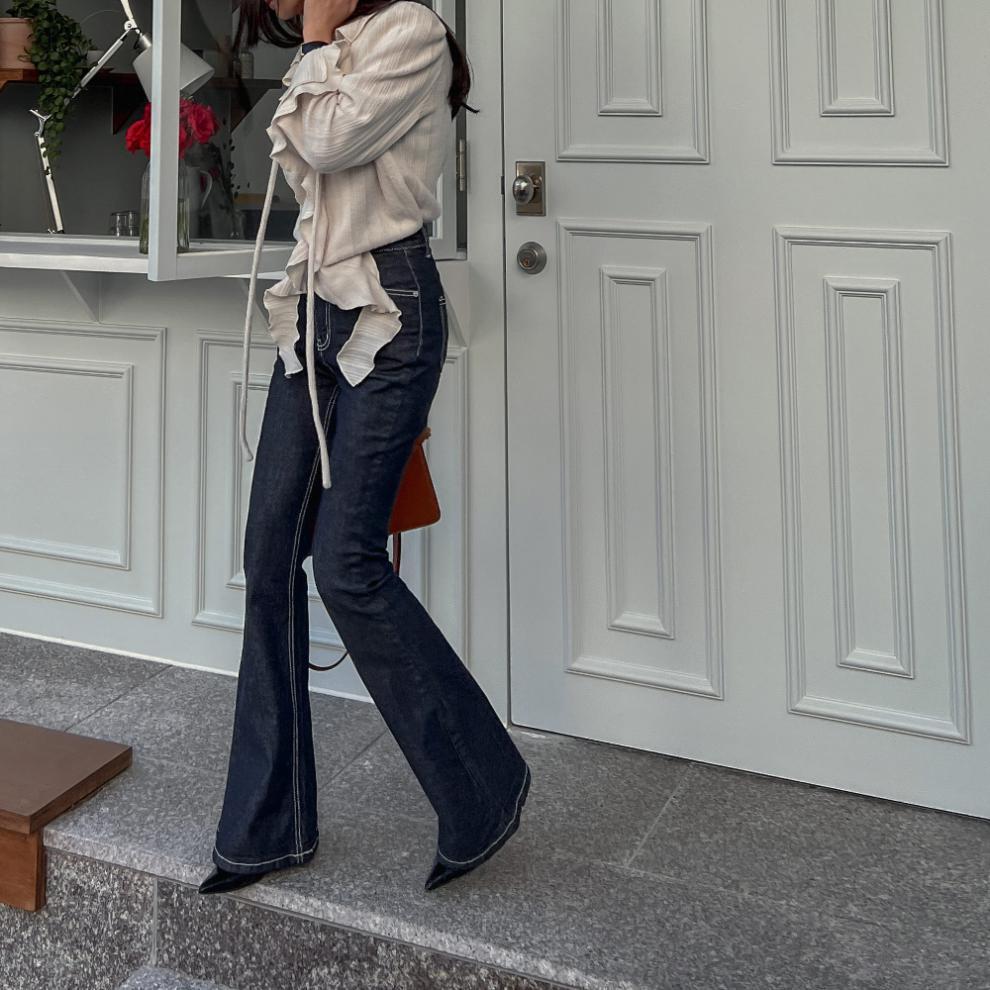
[309,425,440,671]
[388,425,441,534]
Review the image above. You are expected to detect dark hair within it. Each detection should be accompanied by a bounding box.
[233,0,477,117]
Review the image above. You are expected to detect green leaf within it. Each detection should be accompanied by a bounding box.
[14,0,95,166]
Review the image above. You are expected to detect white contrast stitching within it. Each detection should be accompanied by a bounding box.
[213,835,319,868]
[316,298,331,351]
[286,388,337,855]
[437,763,530,867]
[373,239,427,253]
[400,248,424,359]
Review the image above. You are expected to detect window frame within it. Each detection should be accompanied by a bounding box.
[0,0,463,276]
[147,0,462,281]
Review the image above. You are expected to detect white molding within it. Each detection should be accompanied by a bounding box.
[769,0,948,164]
[0,354,134,569]
[557,0,711,162]
[822,276,915,679]
[601,266,675,640]
[598,0,662,115]
[557,219,724,700]
[772,225,970,742]
[0,317,166,617]
[817,0,894,115]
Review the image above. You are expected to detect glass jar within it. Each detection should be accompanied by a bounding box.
[139,158,191,255]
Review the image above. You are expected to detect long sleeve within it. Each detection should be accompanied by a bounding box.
[267,2,448,176]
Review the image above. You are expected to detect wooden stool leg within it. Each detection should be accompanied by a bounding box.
[0,826,45,911]
[0,717,130,912]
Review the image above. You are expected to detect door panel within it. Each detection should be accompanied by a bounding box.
[505,0,988,817]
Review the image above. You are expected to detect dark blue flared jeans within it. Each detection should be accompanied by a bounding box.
[212,225,530,875]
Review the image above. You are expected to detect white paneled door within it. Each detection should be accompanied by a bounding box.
[505,0,989,817]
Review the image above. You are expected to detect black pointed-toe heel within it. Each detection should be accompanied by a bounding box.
[198,865,269,895]
[424,860,469,891]
[424,764,531,892]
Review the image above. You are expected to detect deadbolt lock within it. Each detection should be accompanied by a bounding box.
[516,242,547,274]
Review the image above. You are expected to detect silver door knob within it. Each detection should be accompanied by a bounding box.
[512,174,537,205]
[513,161,545,216]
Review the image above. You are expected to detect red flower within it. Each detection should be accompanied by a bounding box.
[125,117,152,157]
[125,99,219,159]
[185,102,219,143]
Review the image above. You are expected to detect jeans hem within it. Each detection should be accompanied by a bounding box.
[212,834,319,875]
[436,761,531,868]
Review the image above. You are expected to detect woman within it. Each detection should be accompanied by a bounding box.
[198,0,531,897]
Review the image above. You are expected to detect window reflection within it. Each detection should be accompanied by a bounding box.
[184,0,298,243]
[0,0,297,242]
[0,0,443,246]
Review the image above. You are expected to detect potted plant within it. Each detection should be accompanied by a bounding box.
[0,14,33,71]
[4,0,92,163]
[7,0,93,162]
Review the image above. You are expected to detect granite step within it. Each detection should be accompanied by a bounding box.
[1,845,574,990]
[117,965,234,990]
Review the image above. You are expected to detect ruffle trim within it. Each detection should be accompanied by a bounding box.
[262,39,407,390]
[268,41,346,181]
[262,257,404,388]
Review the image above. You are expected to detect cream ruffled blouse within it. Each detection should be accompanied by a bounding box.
[239,0,454,489]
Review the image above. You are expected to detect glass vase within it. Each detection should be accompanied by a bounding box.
[139,158,191,255]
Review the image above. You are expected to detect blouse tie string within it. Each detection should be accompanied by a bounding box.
[238,156,332,490]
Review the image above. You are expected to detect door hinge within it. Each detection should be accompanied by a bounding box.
[456,137,467,192]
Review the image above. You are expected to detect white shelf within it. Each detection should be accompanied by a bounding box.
[0,233,292,279]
